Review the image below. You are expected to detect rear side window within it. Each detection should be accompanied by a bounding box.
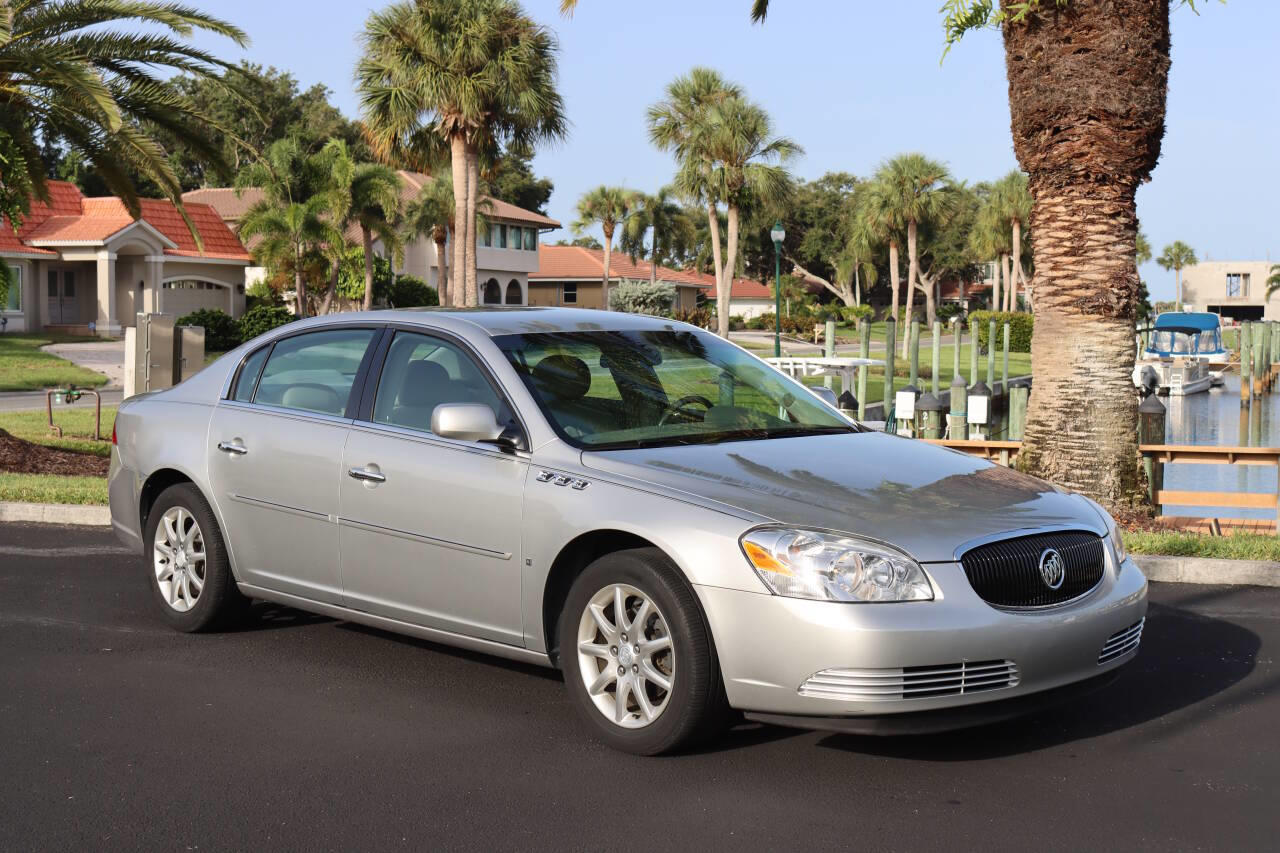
[231,346,269,403]
[254,329,377,417]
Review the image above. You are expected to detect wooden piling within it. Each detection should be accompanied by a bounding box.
[882,317,896,420]
[968,319,978,385]
[1009,383,1029,441]
[987,319,996,388]
[953,321,962,379]
[1241,321,1252,404]
[949,374,967,440]
[1254,322,1266,396]
[857,319,870,422]
[1138,395,1166,510]
[931,321,941,396]
[823,317,836,390]
[1002,323,1010,393]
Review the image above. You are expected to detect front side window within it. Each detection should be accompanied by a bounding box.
[495,329,853,450]
[231,345,270,402]
[372,331,510,434]
[253,328,376,417]
[3,265,20,311]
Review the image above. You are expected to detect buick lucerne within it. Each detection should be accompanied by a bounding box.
[109,308,1148,754]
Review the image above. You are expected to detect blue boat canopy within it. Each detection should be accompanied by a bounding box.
[1152,312,1221,334]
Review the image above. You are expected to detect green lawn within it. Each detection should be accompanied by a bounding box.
[0,472,108,504]
[0,334,111,392]
[1124,530,1280,561]
[0,406,117,457]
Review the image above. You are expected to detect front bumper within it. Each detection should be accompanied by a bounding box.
[696,556,1148,721]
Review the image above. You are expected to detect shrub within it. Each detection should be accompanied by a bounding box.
[841,304,874,325]
[609,279,676,315]
[245,279,284,312]
[238,305,294,342]
[673,307,711,328]
[175,308,240,351]
[336,247,395,304]
[387,274,438,308]
[969,310,1033,353]
[728,314,746,331]
[937,302,966,324]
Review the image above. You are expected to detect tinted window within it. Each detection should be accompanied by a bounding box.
[254,329,376,417]
[372,332,510,434]
[231,346,270,402]
[495,329,852,450]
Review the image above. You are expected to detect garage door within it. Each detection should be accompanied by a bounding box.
[161,280,231,316]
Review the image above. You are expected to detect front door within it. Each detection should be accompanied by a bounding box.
[338,329,527,645]
[46,269,76,324]
[208,326,380,604]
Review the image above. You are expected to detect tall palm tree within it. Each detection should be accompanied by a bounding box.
[650,70,800,337]
[402,176,456,307]
[624,187,695,285]
[573,186,639,294]
[357,0,566,307]
[1156,241,1197,311]
[990,171,1032,311]
[969,189,1011,313]
[239,197,339,318]
[322,139,402,311]
[871,154,955,347]
[0,0,248,235]
[859,179,905,336]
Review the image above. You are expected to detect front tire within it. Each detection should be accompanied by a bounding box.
[145,483,246,632]
[559,548,730,755]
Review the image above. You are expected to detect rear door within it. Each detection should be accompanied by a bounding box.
[208,326,381,604]
[337,328,528,645]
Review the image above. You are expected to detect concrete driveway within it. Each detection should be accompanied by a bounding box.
[1,521,1275,851]
[41,340,125,388]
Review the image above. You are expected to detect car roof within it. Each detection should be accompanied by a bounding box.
[341,306,696,337]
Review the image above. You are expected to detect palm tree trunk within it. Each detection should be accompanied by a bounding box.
[854,263,861,307]
[992,255,1002,312]
[362,226,375,312]
[650,225,658,286]
[294,244,306,317]
[1003,254,1014,312]
[1012,218,1026,312]
[464,143,480,307]
[602,223,614,307]
[719,204,740,339]
[1006,0,1169,508]
[907,219,936,327]
[435,231,449,307]
[320,259,338,315]
[449,135,468,308]
[888,240,901,354]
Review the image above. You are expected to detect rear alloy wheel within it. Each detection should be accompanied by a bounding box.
[560,548,730,754]
[145,483,246,632]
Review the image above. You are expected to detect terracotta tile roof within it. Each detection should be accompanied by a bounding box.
[531,244,711,287]
[182,187,263,221]
[1,179,249,261]
[704,275,773,299]
[1,181,84,255]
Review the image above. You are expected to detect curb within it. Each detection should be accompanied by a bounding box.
[0,501,111,526]
[1133,554,1280,588]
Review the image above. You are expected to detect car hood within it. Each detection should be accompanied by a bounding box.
[581,432,1103,563]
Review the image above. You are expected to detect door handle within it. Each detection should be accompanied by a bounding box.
[348,466,386,484]
[217,441,248,455]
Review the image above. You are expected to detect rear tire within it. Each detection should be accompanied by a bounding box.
[144,483,246,632]
[559,547,731,755]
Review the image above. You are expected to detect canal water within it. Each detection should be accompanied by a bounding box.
[1159,374,1279,521]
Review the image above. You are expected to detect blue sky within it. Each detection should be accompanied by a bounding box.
[191,0,1277,300]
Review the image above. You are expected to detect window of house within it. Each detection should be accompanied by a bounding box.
[523,228,537,251]
[505,279,522,305]
[483,278,501,304]
[562,283,578,304]
[3,265,21,312]
[1226,273,1251,298]
[479,225,491,248]
[252,328,377,417]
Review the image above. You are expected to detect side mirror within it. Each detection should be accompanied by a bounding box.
[431,403,505,443]
[811,387,839,409]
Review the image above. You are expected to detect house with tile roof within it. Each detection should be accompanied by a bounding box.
[2,181,252,335]
[701,273,776,319]
[529,244,711,311]
[185,170,560,307]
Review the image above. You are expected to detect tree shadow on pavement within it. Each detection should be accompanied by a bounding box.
[814,600,1260,760]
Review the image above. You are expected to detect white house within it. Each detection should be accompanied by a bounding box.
[2,181,250,335]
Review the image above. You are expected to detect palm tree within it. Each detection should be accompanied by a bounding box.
[969,189,1010,313]
[239,197,339,318]
[1266,264,1280,300]
[871,154,955,345]
[322,140,402,311]
[1136,231,1153,266]
[573,186,639,295]
[992,171,1032,311]
[0,0,248,235]
[1156,241,1197,311]
[650,69,800,337]
[858,179,905,337]
[624,188,695,285]
[357,0,566,307]
[402,176,456,307]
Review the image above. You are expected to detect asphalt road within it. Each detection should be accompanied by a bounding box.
[1,523,1276,851]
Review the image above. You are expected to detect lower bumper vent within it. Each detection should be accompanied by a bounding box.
[799,660,1020,702]
[1098,619,1144,664]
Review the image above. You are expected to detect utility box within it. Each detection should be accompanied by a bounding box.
[174,325,205,384]
[124,313,176,398]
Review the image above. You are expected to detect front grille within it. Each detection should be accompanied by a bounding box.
[1098,618,1145,664]
[799,660,1020,702]
[960,531,1105,608]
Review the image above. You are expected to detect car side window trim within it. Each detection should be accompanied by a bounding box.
[225,341,275,403]
[355,324,529,447]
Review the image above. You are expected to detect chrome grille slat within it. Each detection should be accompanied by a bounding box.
[798,660,1020,701]
[1098,618,1145,664]
[960,531,1106,609]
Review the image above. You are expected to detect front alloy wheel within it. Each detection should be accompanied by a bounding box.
[577,584,675,728]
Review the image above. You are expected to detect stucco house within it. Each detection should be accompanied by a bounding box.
[529,244,710,311]
[702,274,774,319]
[186,171,559,308]
[2,181,250,335]
[1179,260,1277,322]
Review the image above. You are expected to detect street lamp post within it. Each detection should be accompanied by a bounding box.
[770,220,786,358]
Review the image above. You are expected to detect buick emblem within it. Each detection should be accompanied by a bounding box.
[1038,548,1066,590]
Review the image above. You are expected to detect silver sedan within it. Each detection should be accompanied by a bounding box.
[108,308,1148,754]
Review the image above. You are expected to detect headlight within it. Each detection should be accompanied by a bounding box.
[1107,516,1127,568]
[740,528,933,602]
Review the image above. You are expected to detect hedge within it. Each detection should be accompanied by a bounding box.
[238,305,294,342]
[175,308,240,351]
[387,274,438,308]
[969,311,1033,353]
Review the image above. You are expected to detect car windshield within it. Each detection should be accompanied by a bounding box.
[494,329,856,450]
